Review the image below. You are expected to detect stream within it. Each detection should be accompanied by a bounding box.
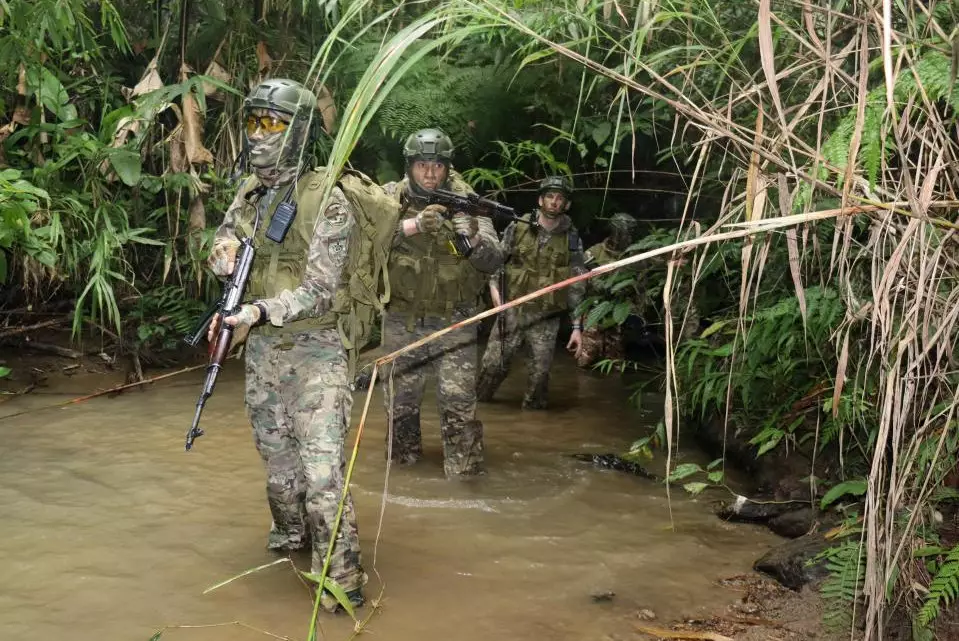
[0,347,782,641]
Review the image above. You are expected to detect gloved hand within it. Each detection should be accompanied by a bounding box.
[206,304,261,347]
[452,213,479,238]
[209,238,240,276]
[414,204,446,233]
[476,216,495,238]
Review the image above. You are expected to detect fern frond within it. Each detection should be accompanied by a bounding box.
[817,540,866,630]
[918,544,959,628]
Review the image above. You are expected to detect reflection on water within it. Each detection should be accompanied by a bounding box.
[0,348,780,640]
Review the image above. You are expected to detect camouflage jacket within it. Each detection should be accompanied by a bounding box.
[493,210,587,321]
[212,178,355,330]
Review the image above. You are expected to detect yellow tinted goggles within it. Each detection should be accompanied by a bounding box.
[245,114,289,136]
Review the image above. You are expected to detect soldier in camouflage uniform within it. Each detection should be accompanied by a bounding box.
[577,212,639,368]
[476,175,587,409]
[379,128,504,477]
[206,79,366,613]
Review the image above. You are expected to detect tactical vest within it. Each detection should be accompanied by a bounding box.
[505,212,575,313]
[385,170,486,327]
[586,241,622,267]
[233,167,400,375]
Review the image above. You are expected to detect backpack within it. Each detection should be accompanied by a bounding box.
[286,166,401,377]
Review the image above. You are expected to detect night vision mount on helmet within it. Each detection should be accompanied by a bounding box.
[403,128,455,164]
[244,78,317,117]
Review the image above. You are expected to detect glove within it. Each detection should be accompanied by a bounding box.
[476,216,495,238]
[207,304,261,347]
[209,238,240,276]
[452,213,479,238]
[415,205,446,233]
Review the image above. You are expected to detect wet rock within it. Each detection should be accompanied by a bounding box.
[753,533,832,591]
[353,370,372,391]
[568,453,658,480]
[716,494,809,524]
[767,508,816,538]
[636,608,657,620]
[590,590,615,602]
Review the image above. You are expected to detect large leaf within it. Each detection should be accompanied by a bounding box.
[591,120,612,146]
[821,479,867,509]
[108,149,142,186]
[25,66,77,121]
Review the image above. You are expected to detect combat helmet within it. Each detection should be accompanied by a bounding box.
[538,175,574,198]
[244,78,317,117]
[402,127,455,198]
[609,212,637,234]
[403,128,455,164]
[242,78,317,171]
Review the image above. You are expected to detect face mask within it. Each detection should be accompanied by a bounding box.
[248,130,291,170]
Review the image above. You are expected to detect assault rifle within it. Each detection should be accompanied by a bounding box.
[182,214,261,451]
[425,188,534,257]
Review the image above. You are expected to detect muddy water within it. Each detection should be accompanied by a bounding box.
[0,348,781,641]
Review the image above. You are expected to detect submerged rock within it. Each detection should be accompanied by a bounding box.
[568,453,658,480]
[590,590,615,603]
[767,507,817,538]
[716,494,809,524]
[753,533,832,591]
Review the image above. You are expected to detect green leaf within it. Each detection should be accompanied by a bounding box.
[912,620,934,641]
[301,572,357,620]
[591,121,612,146]
[699,320,727,339]
[666,462,702,482]
[755,430,784,457]
[684,482,708,496]
[708,342,734,357]
[0,250,6,284]
[706,458,723,470]
[0,366,11,378]
[708,471,724,484]
[612,301,631,324]
[820,479,868,509]
[108,149,142,186]
[25,66,77,121]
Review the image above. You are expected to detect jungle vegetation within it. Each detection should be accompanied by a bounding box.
[1,0,957,638]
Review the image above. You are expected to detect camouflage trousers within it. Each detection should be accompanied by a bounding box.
[575,324,625,369]
[244,330,365,592]
[380,309,485,477]
[476,307,561,410]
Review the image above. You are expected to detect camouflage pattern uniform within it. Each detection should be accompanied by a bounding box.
[380,170,503,477]
[214,180,365,597]
[476,210,587,409]
[577,218,634,368]
[209,79,366,611]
